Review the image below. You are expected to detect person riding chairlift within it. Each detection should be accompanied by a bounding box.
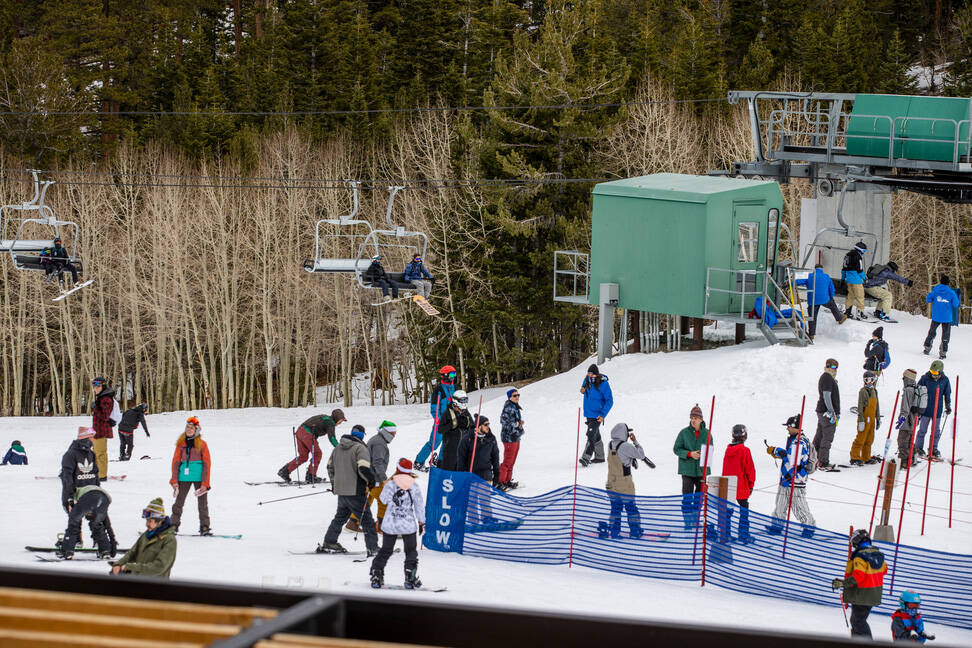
[363,254,400,300]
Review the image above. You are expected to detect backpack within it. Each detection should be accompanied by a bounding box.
[842,251,856,272]
[865,264,883,280]
[805,440,818,474]
[109,399,122,427]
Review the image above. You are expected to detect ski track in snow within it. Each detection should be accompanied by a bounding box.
[2,308,971,642]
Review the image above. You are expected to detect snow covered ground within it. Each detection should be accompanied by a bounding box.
[2,307,971,643]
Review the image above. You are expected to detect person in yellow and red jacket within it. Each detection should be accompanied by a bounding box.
[169,417,212,535]
[832,528,888,638]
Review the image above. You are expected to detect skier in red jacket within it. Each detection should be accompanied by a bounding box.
[722,424,756,543]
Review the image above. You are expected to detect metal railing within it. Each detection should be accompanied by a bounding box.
[703,266,810,345]
[553,250,590,304]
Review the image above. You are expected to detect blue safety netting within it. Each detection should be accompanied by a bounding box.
[425,471,972,632]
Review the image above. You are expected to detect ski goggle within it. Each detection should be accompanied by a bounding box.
[454,396,469,405]
[186,416,200,427]
[414,256,422,262]
[91,379,105,387]
[142,508,164,520]
[445,372,456,379]
[864,376,876,384]
[930,370,940,376]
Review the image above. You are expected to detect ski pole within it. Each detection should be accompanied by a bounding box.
[292,426,301,489]
[949,376,959,528]
[921,387,943,536]
[429,393,443,467]
[468,394,484,473]
[782,395,807,559]
[258,489,331,505]
[354,492,371,543]
[763,439,779,468]
[869,391,900,536]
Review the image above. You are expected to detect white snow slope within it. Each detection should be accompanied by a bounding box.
[2,308,971,644]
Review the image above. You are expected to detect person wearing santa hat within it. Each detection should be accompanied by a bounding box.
[370,458,426,590]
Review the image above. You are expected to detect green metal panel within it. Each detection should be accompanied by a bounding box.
[847,94,972,162]
[588,174,782,318]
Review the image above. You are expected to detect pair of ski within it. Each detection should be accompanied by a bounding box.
[245,480,327,487]
[51,279,95,302]
[289,547,399,563]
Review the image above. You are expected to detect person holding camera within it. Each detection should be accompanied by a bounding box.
[600,423,646,539]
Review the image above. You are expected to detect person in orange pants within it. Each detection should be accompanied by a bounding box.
[851,371,880,466]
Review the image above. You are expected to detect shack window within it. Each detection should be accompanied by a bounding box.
[737,222,759,263]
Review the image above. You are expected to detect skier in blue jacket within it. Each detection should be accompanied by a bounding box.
[579,364,613,466]
[797,264,846,339]
[923,275,960,359]
[842,241,869,321]
[403,254,435,299]
[414,365,456,471]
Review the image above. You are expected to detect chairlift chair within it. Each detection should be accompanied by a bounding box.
[303,183,428,295]
[0,170,82,273]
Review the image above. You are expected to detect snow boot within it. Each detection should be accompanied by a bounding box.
[578,457,591,467]
[305,473,324,484]
[801,526,815,539]
[404,568,422,590]
[915,448,927,458]
[370,568,384,589]
[414,462,429,473]
[505,480,519,490]
[630,528,644,540]
[866,456,882,464]
[590,458,606,464]
[277,466,291,483]
[199,526,213,536]
[940,351,947,360]
[850,460,864,467]
[923,346,931,355]
[764,524,784,535]
[367,548,378,558]
[316,542,347,554]
[597,521,610,539]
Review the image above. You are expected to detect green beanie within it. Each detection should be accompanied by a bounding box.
[378,420,397,434]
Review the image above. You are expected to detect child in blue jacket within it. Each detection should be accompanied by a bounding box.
[1,440,27,465]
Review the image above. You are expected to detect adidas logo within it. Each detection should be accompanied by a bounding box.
[79,459,94,473]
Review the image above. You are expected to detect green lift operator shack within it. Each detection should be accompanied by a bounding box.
[554,173,805,362]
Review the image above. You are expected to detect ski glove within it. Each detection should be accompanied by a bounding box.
[946,406,952,415]
[766,446,778,456]
[826,412,838,424]
[907,279,914,287]
[831,578,844,590]
[419,522,426,535]
[921,632,935,640]
[896,416,905,430]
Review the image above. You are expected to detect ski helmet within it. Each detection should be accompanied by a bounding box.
[898,590,921,614]
[850,528,871,550]
[439,365,457,382]
[863,370,877,385]
[452,389,469,410]
[731,424,747,442]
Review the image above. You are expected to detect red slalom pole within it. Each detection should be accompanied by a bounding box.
[950,376,959,528]
[869,391,900,535]
[890,387,938,593]
[921,387,942,535]
[781,395,807,559]
[569,407,581,568]
[692,395,716,579]
[468,394,484,473]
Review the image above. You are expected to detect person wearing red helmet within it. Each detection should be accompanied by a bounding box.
[414,365,457,471]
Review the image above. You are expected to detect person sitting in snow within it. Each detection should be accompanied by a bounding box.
[891,590,935,643]
[110,497,178,578]
[370,458,426,589]
[765,414,816,538]
[1,439,27,465]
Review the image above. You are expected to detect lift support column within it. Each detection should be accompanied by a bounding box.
[597,283,618,364]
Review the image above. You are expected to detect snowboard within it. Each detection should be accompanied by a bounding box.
[371,295,411,307]
[52,279,95,302]
[26,546,128,554]
[176,533,241,540]
[347,581,447,593]
[35,474,126,481]
[411,294,440,316]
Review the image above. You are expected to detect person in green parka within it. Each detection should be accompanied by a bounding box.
[110,497,177,578]
[673,403,713,530]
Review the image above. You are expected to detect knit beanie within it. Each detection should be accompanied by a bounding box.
[350,424,365,439]
[507,388,518,399]
[144,497,165,518]
[394,458,414,476]
[331,408,346,422]
[940,274,950,286]
[77,426,95,439]
[903,368,917,381]
[378,420,397,434]
[587,364,599,375]
[690,403,704,419]
[872,326,883,339]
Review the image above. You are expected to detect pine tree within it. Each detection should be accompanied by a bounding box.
[879,29,917,95]
[944,5,972,97]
